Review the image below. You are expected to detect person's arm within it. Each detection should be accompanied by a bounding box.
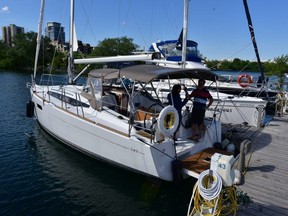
[183,87,189,104]
[188,89,195,99]
[167,93,172,105]
[183,86,189,98]
[206,96,213,109]
[181,97,188,107]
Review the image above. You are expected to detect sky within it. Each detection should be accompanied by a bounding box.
[0,0,287,61]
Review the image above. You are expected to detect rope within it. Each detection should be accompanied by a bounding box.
[198,170,222,201]
[187,170,238,216]
[241,138,257,176]
[187,170,222,216]
[216,186,238,216]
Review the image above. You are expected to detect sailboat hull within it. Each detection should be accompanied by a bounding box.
[30,87,177,181]
[206,98,266,127]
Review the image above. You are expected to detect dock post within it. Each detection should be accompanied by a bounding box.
[237,139,252,185]
[257,105,264,127]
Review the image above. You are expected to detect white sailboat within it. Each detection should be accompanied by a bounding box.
[145,37,267,127]
[146,0,267,128]
[27,0,238,182]
[146,81,267,128]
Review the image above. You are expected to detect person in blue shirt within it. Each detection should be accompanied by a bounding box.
[189,79,213,141]
[167,84,189,120]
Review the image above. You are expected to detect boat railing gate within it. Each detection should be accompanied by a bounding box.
[39,74,69,86]
[46,88,86,118]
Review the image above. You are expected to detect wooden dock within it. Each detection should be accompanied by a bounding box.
[231,113,288,215]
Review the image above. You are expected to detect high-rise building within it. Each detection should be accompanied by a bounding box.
[2,24,25,46]
[45,22,65,48]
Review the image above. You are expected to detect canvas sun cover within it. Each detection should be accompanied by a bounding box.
[88,65,227,83]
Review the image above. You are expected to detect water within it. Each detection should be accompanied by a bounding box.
[0,71,196,216]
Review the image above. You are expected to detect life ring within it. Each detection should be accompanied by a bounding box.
[157,105,179,137]
[237,74,252,88]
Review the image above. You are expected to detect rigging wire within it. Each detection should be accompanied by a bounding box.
[129,0,184,51]
[117,0,132,54]
[78,0,97,44]
[118,0,132,39]
[160,0,179,36]
[211,41,253,70]
[46,0,68,75]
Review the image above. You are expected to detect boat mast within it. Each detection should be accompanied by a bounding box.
[33,0,45,80]
[242,0,265,86]
[67,0,75,84]
[181,0,189,68]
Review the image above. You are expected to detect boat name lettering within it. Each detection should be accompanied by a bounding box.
[130,147,144,155]
[238,103,255,107]
[209,108,232,112]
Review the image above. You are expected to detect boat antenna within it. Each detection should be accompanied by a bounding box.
[67,0,75,84]
[242,0,265,87]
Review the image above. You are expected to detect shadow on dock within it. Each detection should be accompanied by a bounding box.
[236,113,288,215]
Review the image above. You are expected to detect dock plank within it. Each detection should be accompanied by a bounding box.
[235,113,288,215]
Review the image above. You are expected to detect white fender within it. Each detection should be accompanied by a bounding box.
[157,105,179,137]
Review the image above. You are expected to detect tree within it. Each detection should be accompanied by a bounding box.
[0,31,65,71]
[11,32,37,69]
[92,37,139,57]
[0,41,13,68]
[273,55,288,89]
[32,35,69,73]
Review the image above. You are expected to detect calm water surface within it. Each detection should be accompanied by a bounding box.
[0,71,196,216]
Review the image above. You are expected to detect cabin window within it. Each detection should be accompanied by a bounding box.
[48,91,89,108]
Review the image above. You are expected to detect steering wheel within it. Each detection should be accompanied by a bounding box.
[143,103,164,131]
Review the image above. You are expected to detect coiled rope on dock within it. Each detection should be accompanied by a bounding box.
[187,169,238,216]
[198,170,222,201]
[187,170,222,216]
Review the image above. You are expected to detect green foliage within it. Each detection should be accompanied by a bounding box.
[236,189,253,206]
[92,37,139,57]
[9,32,36,69]
[206,58,260,72]
[0,31,58,71]
[0,41,13,68]
[206,56,288,76]
[272,55,288,86]
[0,34,119,70]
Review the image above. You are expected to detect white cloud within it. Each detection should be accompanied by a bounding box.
[1,6,9,13]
